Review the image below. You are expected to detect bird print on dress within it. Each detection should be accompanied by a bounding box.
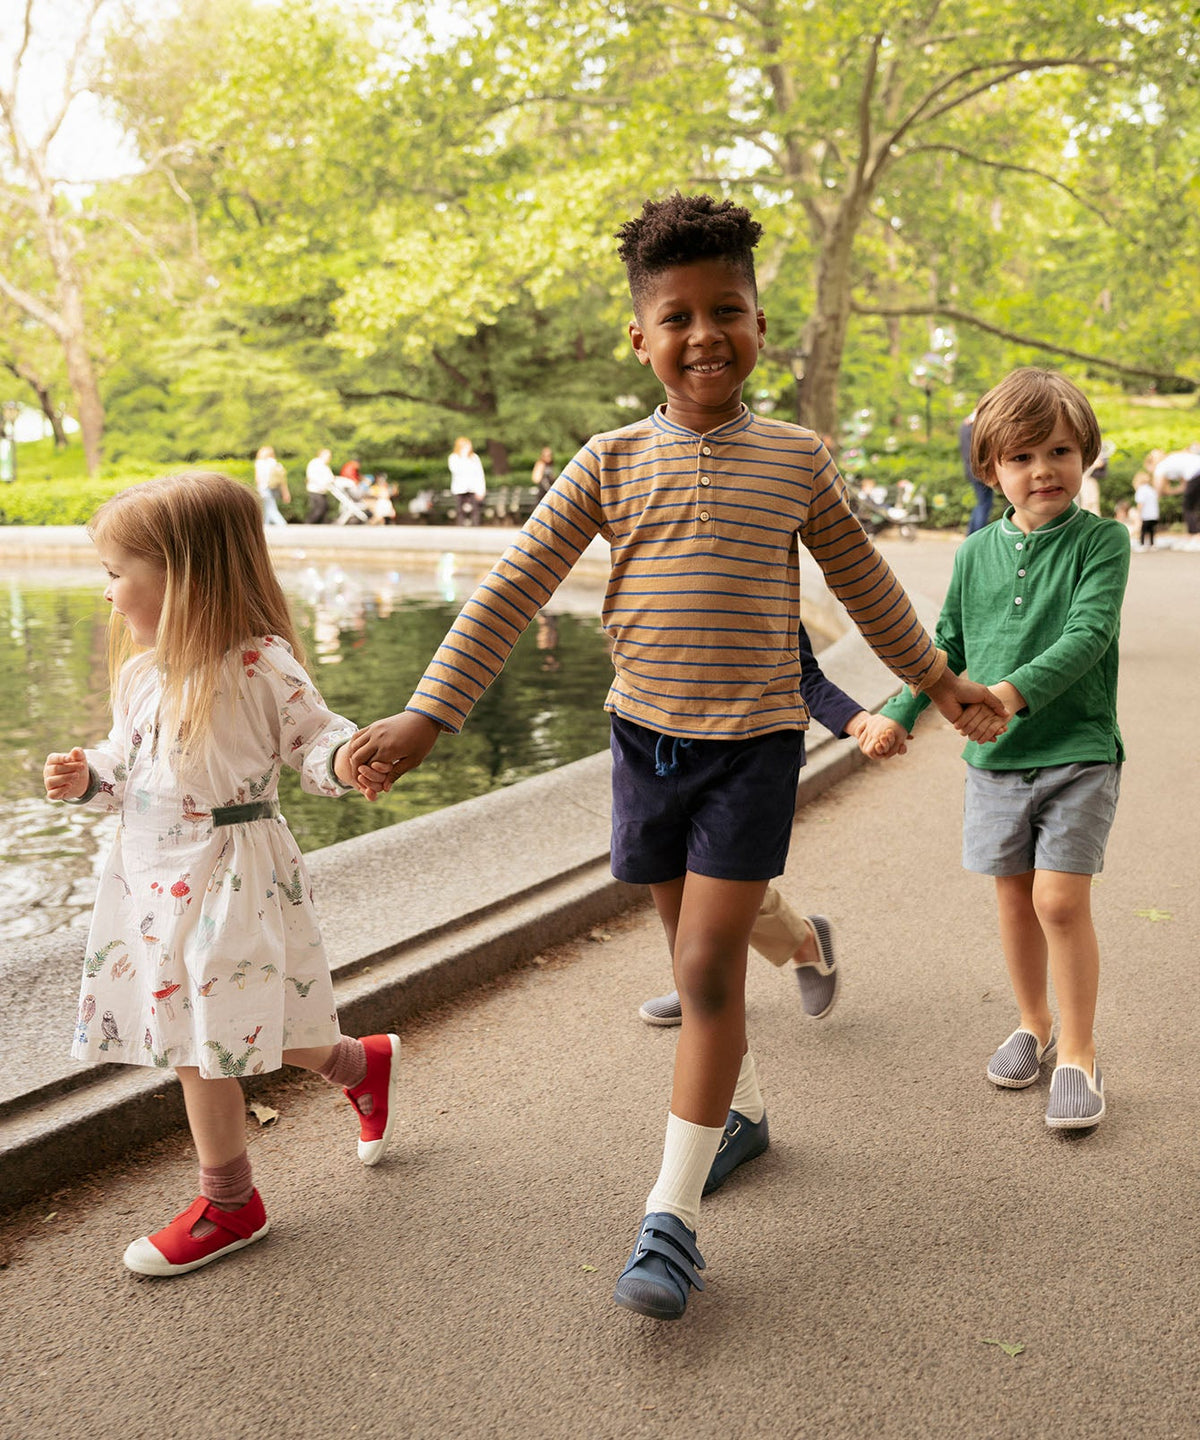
[76,994,96,1044]
[99,1011,123,1050]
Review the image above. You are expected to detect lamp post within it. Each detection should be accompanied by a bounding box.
[0,401,19,483]
[906,330,956,443]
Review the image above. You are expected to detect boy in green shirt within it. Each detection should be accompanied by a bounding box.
[878,368,1128,1130]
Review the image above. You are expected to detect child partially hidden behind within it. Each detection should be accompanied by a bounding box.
[879,368,1129,1132]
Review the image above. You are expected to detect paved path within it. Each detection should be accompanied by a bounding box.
[2,538,1198,1440]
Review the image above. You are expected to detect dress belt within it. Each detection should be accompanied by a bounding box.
[210,800,280,827]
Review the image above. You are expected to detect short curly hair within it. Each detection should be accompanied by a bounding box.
[971,368,1102,488]
[616,192,762,319]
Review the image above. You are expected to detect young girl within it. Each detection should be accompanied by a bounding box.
[42,471,400,1278]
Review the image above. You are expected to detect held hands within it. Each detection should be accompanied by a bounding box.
[923,670,1016,745]
[845,710,910,759]
[44,747,89,801]
[956,681,1025,745]
[860,712,910,759]
[345,711,443,796]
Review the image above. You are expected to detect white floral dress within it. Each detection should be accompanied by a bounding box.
[68,637,355,1078]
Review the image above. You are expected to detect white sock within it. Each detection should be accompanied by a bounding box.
[645,1112,724,1232]
[730,1050,765,1124]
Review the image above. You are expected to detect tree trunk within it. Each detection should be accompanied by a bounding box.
[484,437,510,477]
[3,359,68,446]
[796,215,858,439]
[45,203,105,474]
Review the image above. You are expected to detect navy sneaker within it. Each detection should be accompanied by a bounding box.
[703,1108,770,1195]
[613,1211,706,1321]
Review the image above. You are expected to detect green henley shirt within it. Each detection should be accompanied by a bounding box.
[882,503,1129,770]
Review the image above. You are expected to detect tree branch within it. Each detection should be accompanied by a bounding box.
[899,143,1116,226]
[872,57,1123,187]
[339,386,481,416]
[852,301,1198,388]
[0,268,65,337]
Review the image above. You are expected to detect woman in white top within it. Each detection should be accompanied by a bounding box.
[448,437,486,526]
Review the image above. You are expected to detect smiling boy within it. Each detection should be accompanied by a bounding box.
[878,368,1129,1132]
[348,193,1005,1319]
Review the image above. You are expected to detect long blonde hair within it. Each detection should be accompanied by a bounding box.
[88,471,304,753]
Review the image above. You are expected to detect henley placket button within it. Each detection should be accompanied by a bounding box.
[1018,568,1026,577]
[700,477,710,486]
[699,511,711,522]
[701,445,712,455]
[1014,596,1023,605]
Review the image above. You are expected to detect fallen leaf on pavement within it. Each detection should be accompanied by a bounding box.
[249,1102,279,1126]
[979,1338,1025,1357]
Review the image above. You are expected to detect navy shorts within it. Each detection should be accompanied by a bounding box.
[609,716,804,885]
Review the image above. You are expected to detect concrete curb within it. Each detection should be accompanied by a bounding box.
[0,532,937,1212]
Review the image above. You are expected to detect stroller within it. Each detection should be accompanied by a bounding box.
[329,474,371,525]
[851,481,926,540]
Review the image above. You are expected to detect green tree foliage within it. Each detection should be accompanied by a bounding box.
[10,0,1199,478]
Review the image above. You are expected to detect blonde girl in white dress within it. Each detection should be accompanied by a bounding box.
[43,472,399,1277]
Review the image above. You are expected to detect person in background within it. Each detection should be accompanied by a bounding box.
[339,459,365,498]
[532,446,557,498]
[305,447,335,525]
[961,410,993,534]
[449,437,487,525]
[254,446,289,527]
[1134,470,1160,548]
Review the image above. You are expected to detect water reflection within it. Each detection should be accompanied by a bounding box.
[1,559,614,942]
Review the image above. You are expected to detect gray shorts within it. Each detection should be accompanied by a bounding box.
[962,762,1122,877]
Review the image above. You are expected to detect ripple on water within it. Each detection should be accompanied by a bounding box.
[1,798,117,941]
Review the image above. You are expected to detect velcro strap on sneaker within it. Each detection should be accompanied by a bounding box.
[201,1198,261,1240]
[639,1216,707,1283]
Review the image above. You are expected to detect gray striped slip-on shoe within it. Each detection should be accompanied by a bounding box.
[986,1027,1056,1088]
[638,989,682,1026]
[794,914,838,1019]
[1045,1060,1105,1130]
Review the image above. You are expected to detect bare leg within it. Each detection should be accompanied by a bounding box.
[282,1044,336,1071]
[1032,869,1099,1070]
[176,1066,247,1169]
[651,872,769,1127]
[994,873,1053,1046]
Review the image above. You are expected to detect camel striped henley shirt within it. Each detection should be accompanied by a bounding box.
[406,406,946,740]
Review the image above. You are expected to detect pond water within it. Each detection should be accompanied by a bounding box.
[1,557,615,943]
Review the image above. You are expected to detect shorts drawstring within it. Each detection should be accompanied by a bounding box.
[654,734,693,778]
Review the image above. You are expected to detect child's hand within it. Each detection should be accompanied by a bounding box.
[858,713,909,759]
[956,702,1008,743]
[333,741,380,802]
[44,747,89,801]
[924,669,1008,736]
[347,711,443,795]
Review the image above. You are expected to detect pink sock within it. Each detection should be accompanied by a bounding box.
[318,1036,367,1090]
[199,1151,254,1211]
